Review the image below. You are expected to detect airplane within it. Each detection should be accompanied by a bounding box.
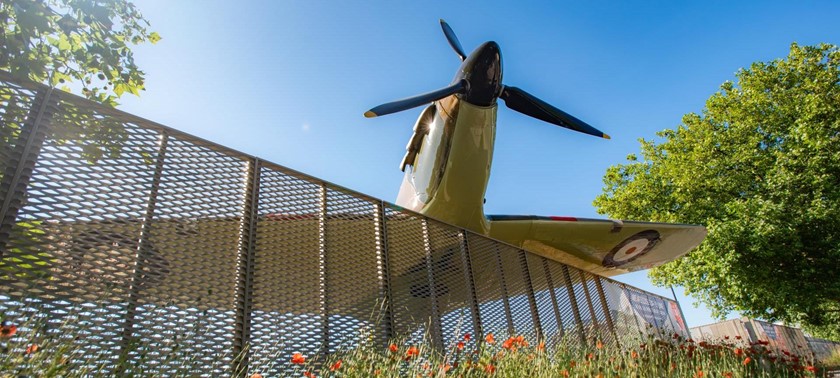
[365,20,706,277]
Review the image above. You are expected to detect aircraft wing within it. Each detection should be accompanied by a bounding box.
[486,215,706,277]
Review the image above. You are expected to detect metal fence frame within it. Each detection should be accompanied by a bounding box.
[0,72,689,376]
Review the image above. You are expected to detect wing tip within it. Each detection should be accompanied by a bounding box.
[364,110,378,118]
[602,133,611,140]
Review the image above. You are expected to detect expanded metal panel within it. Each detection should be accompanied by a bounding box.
[541,258,585,343]
[324,187,381,352]
[582,272,615,345]
[425,219,476,348]
[526,254,563,348]
[496,246,540,341]
[465,233,513,338]
[249,166,322,376]
[382,206,436,345]
[602,281,645,345]
[0,79,40,203]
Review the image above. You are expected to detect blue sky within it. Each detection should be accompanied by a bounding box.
[118,1,840,329]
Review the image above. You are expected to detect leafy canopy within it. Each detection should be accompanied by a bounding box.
[595,43,840,340]
[2,0,159,105]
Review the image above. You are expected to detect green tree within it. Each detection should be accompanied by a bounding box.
[1,0,159,161]
[595,43,840,340]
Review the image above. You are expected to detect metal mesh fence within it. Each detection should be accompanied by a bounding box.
[0,72,691,375]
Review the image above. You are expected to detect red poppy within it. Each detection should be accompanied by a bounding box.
[405,346,419,359]
[484,364,496,373]
[457,341,465,351]
[463,333,471,341]
[330,360,342,371]
[630,350,639,359]
[724,373,733,378]
[0,322,17,339]
[249,374,263,378]
[303,371,316,378]
[596,340,603,349]
[502,337,515,350]
[735,335,742,340]
[291,352,306,365]
[695,370,704,377]
[485,333,495,344]
[536,341,545,352]
[734,348,744,356]
[743,357,752,365]
[25,344,38,354]
[389,343,398,353]
[806,366,816,373]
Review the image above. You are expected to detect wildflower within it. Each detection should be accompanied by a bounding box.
[25,344,38,354]
[406,346,419,359]
[806,366,817,373]
[596,340,603,349]
[560,369,569,377]
[484,364,496,374]
[734,348,744,356]
[0,321,17,338]
[303,371,316,378]
[464,333,471,341]
[389,343,398,353]
[587,353,594,360]
[502,337,515,350]
[291,352,306,365]
[724,373,733,378]
[630,350,639,359]
[569,360,576,368]
[724,336,730,340]
[250,374,263,378]
[743,357,751,365]
[695,370,704,377]
[457,341,465,351]
[441,363,452,372]
[330,360,342,371]
[485,333,495,344]
[735,335,742,340]
[536,341,545,352]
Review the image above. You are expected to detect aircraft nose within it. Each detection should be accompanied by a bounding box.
[456,41,503,106]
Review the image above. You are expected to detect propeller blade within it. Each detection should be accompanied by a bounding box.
[365,80,467,118]
[439,19,467,61]
[500,86,610,139]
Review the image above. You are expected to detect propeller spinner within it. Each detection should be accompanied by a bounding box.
[365,19,609,140]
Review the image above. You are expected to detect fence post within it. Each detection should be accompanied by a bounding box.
[117,130,169,372]
[561,266,587,344]
[459,231,483,342]
[318,183,329,359]
[0,87,56,257]
[518,251,543,340]
[421,219,443,348]
[232,157,261,376]
[541,259,565,338]
[594,276,619,345]
[374,201,396,345]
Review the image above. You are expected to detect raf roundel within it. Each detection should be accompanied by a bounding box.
[603,230,661,268]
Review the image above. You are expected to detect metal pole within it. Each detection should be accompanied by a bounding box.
[374,201,396,345]
[594,276,619,346]
[421,220,443,348]
[518,251,543,340]
[459,232,483,342]
[232,158,261,376]
[561,265,587,344]
[318,183,329,357]
[0,87,56,257]
[541,259,565,338]
[117,131,169,372]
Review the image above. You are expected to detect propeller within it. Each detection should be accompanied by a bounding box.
[439,19,466,61]
[365,20,609,140]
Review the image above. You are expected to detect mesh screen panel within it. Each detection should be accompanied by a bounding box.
[0,73,704,375]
